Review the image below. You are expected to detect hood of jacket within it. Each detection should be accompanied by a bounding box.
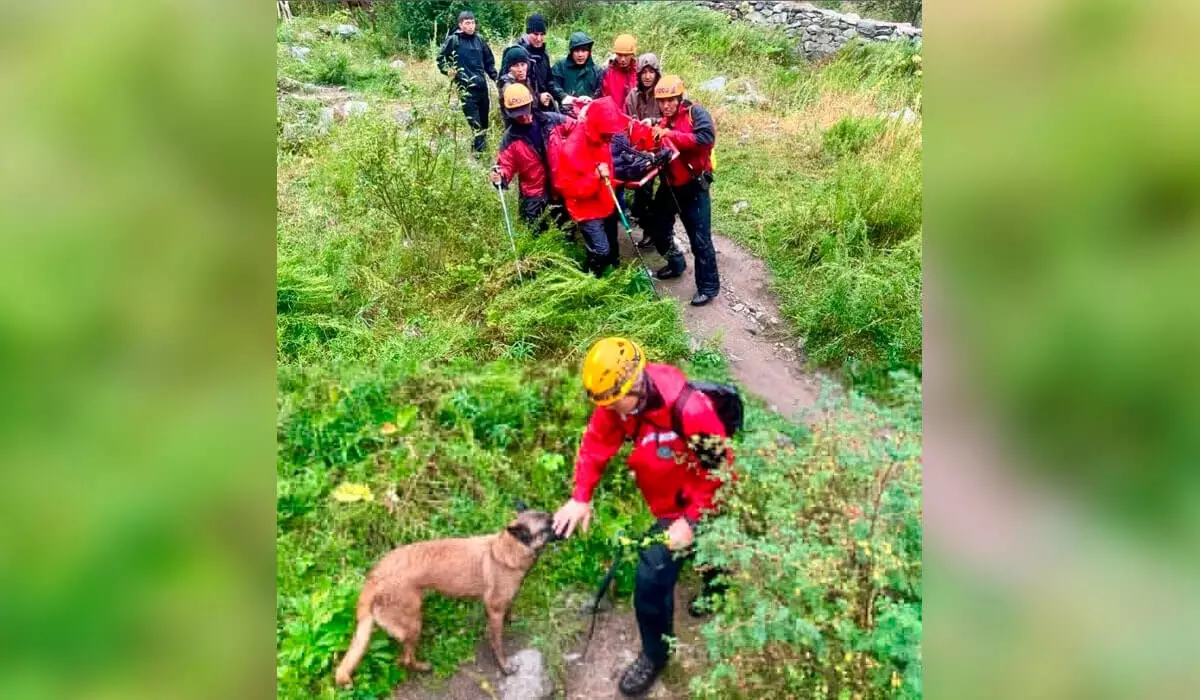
[582,96,625,142]
[568,31,594,52]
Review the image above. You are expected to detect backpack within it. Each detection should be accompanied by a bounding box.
[671,381,744,441]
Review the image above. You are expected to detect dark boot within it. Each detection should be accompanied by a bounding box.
[636,233,656,249]
[618,653,663,697]
[690,291,716,306]
[655,253,686,280]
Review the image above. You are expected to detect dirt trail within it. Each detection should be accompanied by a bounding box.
[618,221,823,419]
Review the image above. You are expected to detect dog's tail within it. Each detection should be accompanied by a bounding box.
[334,581,377,686]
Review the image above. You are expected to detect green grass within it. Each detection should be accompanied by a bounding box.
[277,6,921,698]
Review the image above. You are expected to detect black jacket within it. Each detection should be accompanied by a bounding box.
[437,30,497,92]
[501,36,553,99]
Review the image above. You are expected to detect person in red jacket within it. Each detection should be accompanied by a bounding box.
[553,337,733,697]
[599,33,639,114]
[645,75,721,307]
[491,84,570,233]
[549,96,628,276]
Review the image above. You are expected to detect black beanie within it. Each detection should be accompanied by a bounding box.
[458,10,475,23]
[526,14,547,33]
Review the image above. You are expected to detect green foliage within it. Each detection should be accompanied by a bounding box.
[823,115,887,158]
[371,0,527,58]
[690,375,922,699]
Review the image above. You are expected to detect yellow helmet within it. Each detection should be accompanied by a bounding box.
[502,83,533,110]
[581,337,647,406]
[613,33,637,55]
[654,74,685,99]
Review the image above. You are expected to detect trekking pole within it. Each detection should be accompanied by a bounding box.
[494,181,524,282]
[602,174,661,300]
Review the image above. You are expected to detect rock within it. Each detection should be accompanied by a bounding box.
[317,107,335,133]
[498,649,553,700]
[845,13,861,22]
[746,11,766,23]
[335,24,359,39]
[725,93,768,106]
[564,652,582,664]
[732,200,750,214]
[289,45,311,60]
[392,107,414,126]
[857,20,878,33]
[733,303,746,312]
[885,106,918,123]
[318,24,333,36]
[699,76,728,93]
[390,58,406,70]
[298,31,316,42]
[579,597,614,615]
[747,326,759,336]
[842,28,857,38]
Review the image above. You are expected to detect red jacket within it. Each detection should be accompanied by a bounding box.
[551,97,626,221]
[600,59,638,115]
[658,101,715,187]
[496,139,547,198]
[571,363,733,522]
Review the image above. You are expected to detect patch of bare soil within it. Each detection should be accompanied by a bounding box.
[562,585,708,700]
[618,223,824,419]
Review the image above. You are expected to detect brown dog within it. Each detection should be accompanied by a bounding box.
[335,509,558,686]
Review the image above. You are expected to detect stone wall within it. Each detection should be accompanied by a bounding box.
[692,1,922,60]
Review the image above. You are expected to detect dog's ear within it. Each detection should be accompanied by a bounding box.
[506,523,534,546]
[513,498,529,513]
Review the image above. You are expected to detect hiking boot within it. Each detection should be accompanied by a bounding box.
[655,261,686,280]
[636,234,656,250]
[690,291,717,307]
[618,653,664,697]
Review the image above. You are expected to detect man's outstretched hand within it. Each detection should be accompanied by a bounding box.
[553,498,593,539]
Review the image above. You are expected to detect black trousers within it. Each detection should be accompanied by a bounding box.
[460,88,489,153]
[634,518,729,668]
[578,215,620,277]
[518,194,548,234]
[649,178,720,296]
[630,180,656,229]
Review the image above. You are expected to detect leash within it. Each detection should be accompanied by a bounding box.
[580,526,670,659]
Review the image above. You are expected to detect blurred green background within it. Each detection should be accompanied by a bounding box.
[0,0,275,698]
[926,0,1200,696]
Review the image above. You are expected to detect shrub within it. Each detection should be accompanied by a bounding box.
[691,375,923,699]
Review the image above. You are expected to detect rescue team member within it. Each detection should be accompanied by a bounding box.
[436,11,498,154]
[553,337,733,697]
[551,32,602,116]
[647,75,721,307]
[491,84,571,233]
[599,33,639,113]
[549,96,627,276]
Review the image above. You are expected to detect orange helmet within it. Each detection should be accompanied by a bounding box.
[613,33,637,55]
[502,83,533,110]
[654,74,685,99]
[581,337,647,406]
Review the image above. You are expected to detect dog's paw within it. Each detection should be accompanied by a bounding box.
[410,661,432,673]
[499,662,516,676]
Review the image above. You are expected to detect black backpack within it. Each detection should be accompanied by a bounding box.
[670,381,744,441]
